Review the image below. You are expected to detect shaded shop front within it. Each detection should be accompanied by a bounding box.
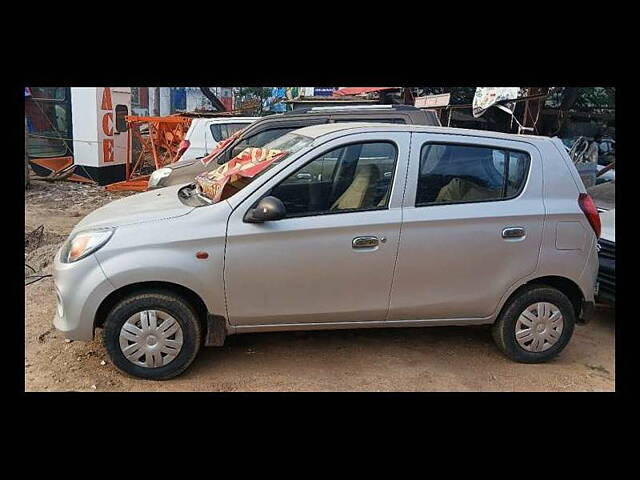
[25,87,132,185]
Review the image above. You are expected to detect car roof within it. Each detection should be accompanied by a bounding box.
[284,104,422,115]
[293,122,556,144]
[192,117,258,124]
[255,105,425,123]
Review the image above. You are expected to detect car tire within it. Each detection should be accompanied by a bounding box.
[492,285,576,363]
[102,289,202,380]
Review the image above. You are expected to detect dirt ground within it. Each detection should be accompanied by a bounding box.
[25,181,615,392]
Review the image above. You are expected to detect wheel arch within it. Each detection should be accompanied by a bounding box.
[498,275,584,322]
[94,281,210,335]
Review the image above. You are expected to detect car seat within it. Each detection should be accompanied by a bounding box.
[330,164,380,210]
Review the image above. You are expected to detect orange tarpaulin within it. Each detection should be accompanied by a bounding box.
[29,156,95,184]
[105,175,151,192]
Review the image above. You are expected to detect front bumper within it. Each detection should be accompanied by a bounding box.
[52,248,115,341]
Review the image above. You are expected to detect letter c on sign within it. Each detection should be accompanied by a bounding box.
[102,112,113,136]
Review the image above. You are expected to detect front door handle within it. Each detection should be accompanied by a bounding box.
[352,236,379,249]
[502,227,526,239]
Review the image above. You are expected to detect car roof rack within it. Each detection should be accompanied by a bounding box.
[283,104,418,115]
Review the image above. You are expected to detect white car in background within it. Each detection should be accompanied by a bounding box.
[176,117,258,163]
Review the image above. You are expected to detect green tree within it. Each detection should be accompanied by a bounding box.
[234,87,272,115]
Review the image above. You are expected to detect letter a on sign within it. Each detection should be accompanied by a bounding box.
[101,88,113,111]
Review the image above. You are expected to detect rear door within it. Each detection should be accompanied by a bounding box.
[389,132,545,320]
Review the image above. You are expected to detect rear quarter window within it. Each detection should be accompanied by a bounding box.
[416,143,530,206]
[210,122,251,142]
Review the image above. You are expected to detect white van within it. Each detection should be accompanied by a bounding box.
[176,117,258,162]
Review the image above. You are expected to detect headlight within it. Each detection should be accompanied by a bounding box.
[60,228,115,263]
[148,167,173,187]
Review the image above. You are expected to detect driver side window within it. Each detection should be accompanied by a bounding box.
[269,141,397,218]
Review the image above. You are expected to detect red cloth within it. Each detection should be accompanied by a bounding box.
[196,147,287,202]
[200,128,246,166]
[332,87,398,96]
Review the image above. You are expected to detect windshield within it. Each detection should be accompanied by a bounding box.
[195,132,314,203]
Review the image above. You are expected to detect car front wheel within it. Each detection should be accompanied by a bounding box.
[102,290,202,380]
[492,285,576,363]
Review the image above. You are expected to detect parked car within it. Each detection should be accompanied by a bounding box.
[174,116,258,163]
[596,209,615,304]
[53,123,600,380]
[147,105,441,190]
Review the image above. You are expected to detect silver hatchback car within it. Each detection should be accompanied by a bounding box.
[53,123,600,380]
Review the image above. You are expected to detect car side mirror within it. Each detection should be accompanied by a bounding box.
[244,196,286,223]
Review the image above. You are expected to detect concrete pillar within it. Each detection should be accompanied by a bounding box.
[160,87,171,116]
[150,87,160,116]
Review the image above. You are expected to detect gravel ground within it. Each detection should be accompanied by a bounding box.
[24,180,615,392]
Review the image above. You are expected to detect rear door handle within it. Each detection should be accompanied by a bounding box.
[502,227,526,239]
[352,236,379,249]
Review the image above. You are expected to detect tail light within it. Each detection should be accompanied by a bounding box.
[578,193,601,238]
[175,140,191,160]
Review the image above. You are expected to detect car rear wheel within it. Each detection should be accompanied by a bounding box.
[102,290,202,380]
[492,285,576,363]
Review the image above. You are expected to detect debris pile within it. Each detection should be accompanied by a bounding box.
[25,224,65,286]
[26,180,134,212]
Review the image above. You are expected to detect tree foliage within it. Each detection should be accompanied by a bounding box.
[233,87,272,115]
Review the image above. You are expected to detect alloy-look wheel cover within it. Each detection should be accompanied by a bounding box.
[515,302,564,353]
[118,310,184,368]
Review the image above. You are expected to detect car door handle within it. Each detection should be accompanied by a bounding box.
[296,173,312,180]
[502,227,526,239]
[352,236,379,249]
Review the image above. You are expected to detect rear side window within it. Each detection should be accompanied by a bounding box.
[210,122,250,142]
[238,127,297,150]
[416,143,530,206]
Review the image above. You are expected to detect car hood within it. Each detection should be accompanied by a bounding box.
[72,184,195,233]
[168,157,198,170]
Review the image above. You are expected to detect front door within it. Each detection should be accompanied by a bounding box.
[224,132,411,327]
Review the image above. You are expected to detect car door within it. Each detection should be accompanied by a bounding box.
[224,131,411,327]
[388,132,544,321]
